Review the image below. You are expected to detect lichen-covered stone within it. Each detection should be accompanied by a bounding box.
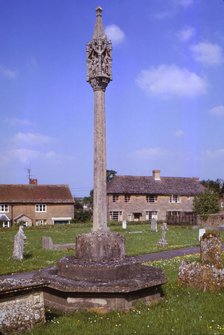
[179,260,224,292]
[200,231,222,268]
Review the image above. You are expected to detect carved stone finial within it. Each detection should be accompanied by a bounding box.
[87,7,112,91]
[93,7,106,40]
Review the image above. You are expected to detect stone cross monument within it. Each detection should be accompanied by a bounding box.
[87,6,112,232]
[76,7,124,261]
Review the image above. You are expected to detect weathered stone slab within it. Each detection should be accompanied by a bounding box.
[76,231,125,261]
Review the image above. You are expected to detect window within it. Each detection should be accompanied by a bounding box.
[125,195,130,202]
[35,204,47,212]
[146,211,158,221]
[0,204,9,213]
[112,195,119,202]
[170,195,180,203]
[109,211,122,221]
[146,195,157,203]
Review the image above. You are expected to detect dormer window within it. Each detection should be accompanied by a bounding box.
[170,195,180,203]
[0,204,9,213]
[35,204,47,212]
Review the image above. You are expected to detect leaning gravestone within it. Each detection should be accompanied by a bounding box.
[157,222,168,246]
[12,226,26,260]
[151,217,158,232]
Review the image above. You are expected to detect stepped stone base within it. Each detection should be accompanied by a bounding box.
[76,231,125,261]
[36,257,166,312]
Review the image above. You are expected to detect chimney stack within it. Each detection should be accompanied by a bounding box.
[29,178,38,185]
[152,170,161,181]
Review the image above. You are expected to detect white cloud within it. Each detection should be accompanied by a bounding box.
[190,42,223,65]
[177,0,194,8]
[175,130,185,137]
[178,26,195,42]
[5,118,33,126]
[206,148,224,159]
[0,65,18,79]
[132,147,170,159]
[9,148,41,163]
[13,132,52,146]
[136,64,207,98]
[209,105,224,116]
[105,25,125,45]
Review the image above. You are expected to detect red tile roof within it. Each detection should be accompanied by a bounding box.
[0,185,74,204]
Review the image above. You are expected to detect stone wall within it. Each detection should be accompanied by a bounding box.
[197,213,224,227]
[0,291,45,334]
[108,194,194,221]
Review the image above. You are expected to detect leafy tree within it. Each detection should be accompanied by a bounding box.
[107,170,117,182]
[193,189,220,220]
[201,179,224,195]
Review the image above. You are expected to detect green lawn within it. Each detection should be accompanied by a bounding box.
[22,254,224,335]
[1,223,224,334]
[0,223,200,275]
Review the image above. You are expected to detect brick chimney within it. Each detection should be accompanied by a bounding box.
[152,170,161,181]
[29,178,38,185]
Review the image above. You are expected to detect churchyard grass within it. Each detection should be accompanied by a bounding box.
[1,223,223,275]
[21,253,224,335]
[0,223,202,275]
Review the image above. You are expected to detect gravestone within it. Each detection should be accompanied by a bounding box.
[151,217,158,232]
[198,228,206,241]
[122,220,127,229]
[179,231,224,291]
[157,222,168,246]
[200,231,222,268]
[12,226,26,260]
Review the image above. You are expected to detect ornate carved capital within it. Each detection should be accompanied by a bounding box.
[89,77,110,92]
[86,8,112,92]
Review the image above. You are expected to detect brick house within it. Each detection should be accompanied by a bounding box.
[0,183,74,227]
[107,170,204,222]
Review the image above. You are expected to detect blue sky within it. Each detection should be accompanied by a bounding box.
[0,0,224,196]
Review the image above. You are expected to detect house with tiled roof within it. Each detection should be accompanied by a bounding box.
[107,170,204,222]
[0,181,74,227]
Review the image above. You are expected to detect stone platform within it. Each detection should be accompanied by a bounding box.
[34,255,166,312]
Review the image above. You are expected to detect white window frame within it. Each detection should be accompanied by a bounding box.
[146,211,158,221]
[146,195,157,203]
[0,204,9,213]
[169,195,181,204]
[109,211,123,221]
[35,204,47,212]
[124,195,130,203]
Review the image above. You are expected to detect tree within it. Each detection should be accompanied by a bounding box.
[193,189,220,220]
[201,179,224,196]
[107,170,117,182]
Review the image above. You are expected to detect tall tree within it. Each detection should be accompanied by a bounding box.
[193,189,220,220]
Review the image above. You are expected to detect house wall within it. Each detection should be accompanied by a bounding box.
[108,194,194,222]
[7,203,74,226]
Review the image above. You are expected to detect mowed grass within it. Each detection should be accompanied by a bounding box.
[0,223,200,275]
[1,224,224,334]
[22,254,224,335]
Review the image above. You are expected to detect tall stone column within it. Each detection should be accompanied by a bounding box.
[76,7,124,261]
[87,7,112,232]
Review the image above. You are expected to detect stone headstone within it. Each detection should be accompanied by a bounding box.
[198,228,206,241]
[200,231,222,268]
[151,218,158,232]
[157,222,168,246]
[12,226,26,260]
[122,220,127,229]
